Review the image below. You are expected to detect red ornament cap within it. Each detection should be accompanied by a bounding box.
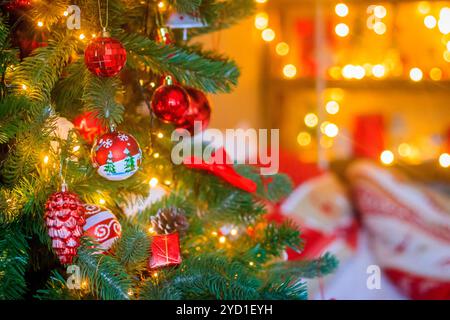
[84,37,127,77]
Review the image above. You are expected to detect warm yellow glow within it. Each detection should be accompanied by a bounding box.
[164,180,172,186]
[219,236,226,244]
[380,150,395,165]
[424,15,437,29]
[37,21,44,28]
[398,143,412,157]
[439,153,450,168]
[149,177,159,188]
[72,145,80,152]
[283,64,297,78]
[342,64,365,79]
[43,155,49,164]
[335,3,349,17]
[320,121,331,133]
[297,131,311,146]
[325,101,340,114]
[81,281,88,289]
[373,21,387,35]
[444,50,450,62]
[430,67,443,81]
[335,23,349,37]
[304,113,319,128]
[328,66,341,79]
[211,231,218,237]
[148,226,155,234]
[319,136,334,149]
[418,2,431,15]
[63,11,69,17]
[153,152,160,158]
[150,82,156,88]
[157,132,164,138]
[372,64,386,78]
[152,272,158,278]
[255,0,267,3]
[275,42,290,56]
[323,123,339,138]
[79,33,85,40]
[128,289,134,296]
[230,228,238,236]
[438,8,450,34]
[254,12,269,30]
[91,34,97,38]
[21,84,27,91]
[99,198,106,205]
[249,261,255,266]
[157,1,165,9]
[262,28,275,42]
[374,5,387,19]
[409,67,423,82]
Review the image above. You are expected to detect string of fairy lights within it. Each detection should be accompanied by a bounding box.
[254,0,450,169]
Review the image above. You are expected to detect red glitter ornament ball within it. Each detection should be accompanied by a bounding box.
[45,190,86,265]
[84,36,127,77]
[73,111,107,144]
[177,87,211,133]
[150,76,190,124]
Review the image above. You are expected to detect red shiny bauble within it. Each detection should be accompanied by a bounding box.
[178,87,211,133]
[151,79,190,124]
[5,0,30,10]
[45,191,86,265]
[73,111,107,144]
[84,37,127,77]
[91,130,142,181]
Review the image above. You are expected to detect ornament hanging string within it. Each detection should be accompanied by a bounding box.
[97,0,109,32]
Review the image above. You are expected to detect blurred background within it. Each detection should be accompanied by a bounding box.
[198,0,450,300]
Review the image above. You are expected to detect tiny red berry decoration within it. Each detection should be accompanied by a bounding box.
[150,76,190,124]
[91,130,142,181]
[45,191,86,265]
[178,87,211,133]
[84,37,127,77]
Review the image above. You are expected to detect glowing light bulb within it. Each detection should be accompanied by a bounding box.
[230,228,238,236]
[149,178,159,188]
[325,101,340,114]
[304,113,318,128]
[283,64,297,78]
[211,231,218,237]
[157,1,165,9]
[418,2,431,15]
[430,67,442,81]
[439,153,450,168]
[275,42,289,56]
[297,132,311,146]
[219,236,226,244]
[353,65,366,79]
[249,261,255,266]
[79,33,85,40]
[43,155,49,164]
[21,84,27,91]
[157,132,164,138]
[324,123,339,138]
[342,64,354,79]
[255,0,267,3]
[374,5,387,19]
[99,198,106,205]
[380,150,394,165]
[438,8,450,34]
[72,145,80,152]
[262,28,275,42]
[148,227,155,234]
[335,3,349,17]
[37,21,44,28]
[372,64,386,78]
[63,11,69,17]
[254,12,269,30]
[373,21,386,35]
[398,143,412,157]
[409,68,423,82]
[153,152,160,158]
[424,15,437,29]
[335,23,349,37]
[164,180,172,186]
[153,272,159,277]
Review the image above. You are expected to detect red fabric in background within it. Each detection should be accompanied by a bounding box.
[353,114,385,160]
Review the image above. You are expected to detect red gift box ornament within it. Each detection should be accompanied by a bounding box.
[149,233,182,269]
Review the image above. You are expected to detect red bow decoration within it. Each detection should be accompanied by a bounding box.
[183,147,257,193]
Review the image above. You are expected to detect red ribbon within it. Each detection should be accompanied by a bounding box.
[183,147,257,193]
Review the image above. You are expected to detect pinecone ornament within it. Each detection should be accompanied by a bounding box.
[45,191,86,265]
[150,207,189,235]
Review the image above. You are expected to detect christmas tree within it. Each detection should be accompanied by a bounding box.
[0,0,337,300]
[105,151,117,175]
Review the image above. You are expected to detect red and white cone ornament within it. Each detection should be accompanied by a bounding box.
[83,204,121,251]
[150,76,190,124]
[91,130,142,181]
[84,31,127,78]
[45,186,86,265]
